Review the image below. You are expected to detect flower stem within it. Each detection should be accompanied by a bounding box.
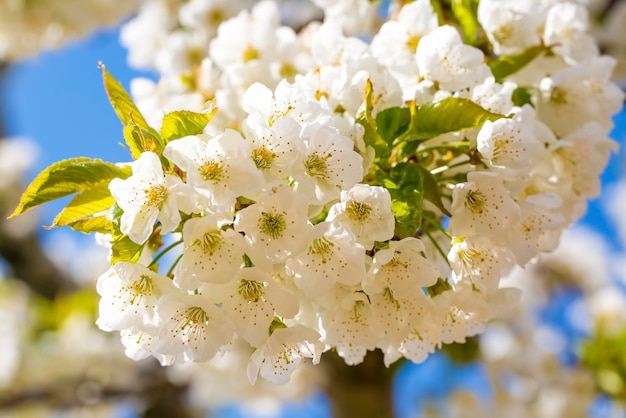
[149,240,183,268]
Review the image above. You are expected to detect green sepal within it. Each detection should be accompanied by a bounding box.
[426,277,453,297]
[398,98,504,144]
[269,317,288,335]
[9,157,131,219]
[512,87,534,107]
[160,109,218,144]
[488,45,547,82]
[451,0,481,45]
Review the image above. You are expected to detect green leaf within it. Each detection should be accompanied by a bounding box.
[100,64,149,129]
[512,87,534,107]
[376,107,411,146]
[387,163,426,238]
[398,98,504,144]
[108,203,145,263]
[356,79,390,162]
[66,216,113,235]
[160,109,218,143]
[451,0,481,45]
[100,64,159,159]
[488,45,547,82]
[9,158,131,218]
[385,163,451,238]
[111,234,145,264]
[123,122,163,158]
[421,167,451,216]
[51,185,116,228]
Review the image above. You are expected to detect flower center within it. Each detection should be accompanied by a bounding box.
[252,145,277,170]
[129,274,154,305]
[198,160,224,183]
[242,45,259,63]
[144,184,167,209]
[464,190,486,214]
[198,231,224,255]
[304,152,331,180]
[238,279,265,302]
[258,211,286,239]
[308,237,335,263]
[550,87,568,105]
[346,200,373,223]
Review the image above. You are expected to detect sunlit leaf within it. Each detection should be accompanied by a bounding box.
[356,79,390,162]
[398,98,504,143]
[100,63,149,129]
[9,158,130,218]
[376,107,411,146]
[51,185,115,228]
[451,0,481,45]
[160,109,218,143]
[66,216,113,235]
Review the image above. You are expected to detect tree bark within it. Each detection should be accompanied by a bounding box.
[321,350,396,418]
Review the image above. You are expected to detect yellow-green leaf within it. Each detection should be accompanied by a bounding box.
[66,216,113,235]
[356,79,390,162]
[451,0,481,45]
[160,109,218,143]
[100,63,149,129]
[51,185,116,228]
[123,122,163,158]
[9,157,131,219]
[100,64,160,158]
[111,234,145,264]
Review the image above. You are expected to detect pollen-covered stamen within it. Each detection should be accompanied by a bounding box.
[144,183,167,209]
[128,274,154,305]
[238,279,265,302]
[304,152,331,180]
[464,190,487,214]
[198,160,224,183]
[346,200,373,223]
[252,146,277,170]
[258,211,286,239]
[242,45,259,63]
[406,35,420,53]
[170,306,210,344]
[352,300,365,321]
[550,86,568,105]
[196,230,224,255]
[307,237,335,263]
[492,23,515,45]
[383,287,401,310]
[458,247,485,267]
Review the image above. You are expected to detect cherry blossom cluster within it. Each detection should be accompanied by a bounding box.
[88,0,625,386]
[0,0,142,61]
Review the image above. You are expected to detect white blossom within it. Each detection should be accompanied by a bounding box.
[109,151,193,244]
